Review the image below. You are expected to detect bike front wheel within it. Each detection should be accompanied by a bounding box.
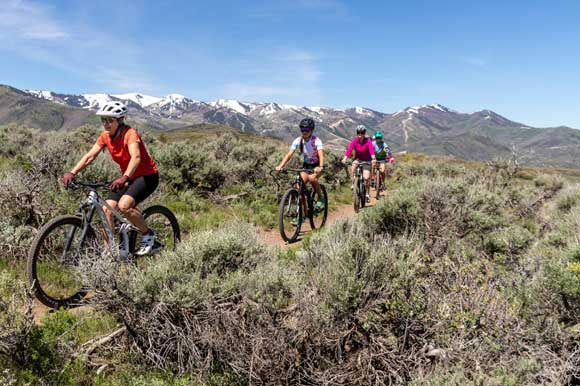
[309,185,328,230]
[130,205,181,256]
[278,188,302,242]
[27,215,99,309]
[353,178,361,213]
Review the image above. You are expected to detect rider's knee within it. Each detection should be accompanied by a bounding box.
[117,202,133,213]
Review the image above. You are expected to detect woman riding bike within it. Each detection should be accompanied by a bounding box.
[61,101,160,256]
[371,130,395,191]
[342,125,376,203]
[275,117,325,225]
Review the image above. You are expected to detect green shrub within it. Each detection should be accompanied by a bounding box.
[533,174,564,192]
[556,192,580,212]
[120,222,272,306]
[484,225,534,257]
[154,142,225,191]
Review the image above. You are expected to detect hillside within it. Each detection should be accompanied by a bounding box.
[0,85,94,130]
[3,84,580,168]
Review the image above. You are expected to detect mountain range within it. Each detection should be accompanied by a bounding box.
[2,84,580,168]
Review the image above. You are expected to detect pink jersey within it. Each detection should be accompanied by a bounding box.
[344,137,375,161]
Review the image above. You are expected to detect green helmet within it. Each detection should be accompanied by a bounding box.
[374,130,384,139]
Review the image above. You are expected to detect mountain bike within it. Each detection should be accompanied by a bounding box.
[277,168,328,243]
[373,160,387,200]
[27,180,181,309]
[349,161,372,213]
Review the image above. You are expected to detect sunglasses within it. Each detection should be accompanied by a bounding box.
[100,117,116,124]
[300,128,311,133]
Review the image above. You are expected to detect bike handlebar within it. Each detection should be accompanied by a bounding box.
[344,161,373,165]
[67,180,110,190]
[279,168,315,174]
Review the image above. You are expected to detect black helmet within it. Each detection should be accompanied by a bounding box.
[299,117,315,131]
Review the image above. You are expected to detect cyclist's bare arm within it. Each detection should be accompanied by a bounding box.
[316,149,324,171]
[70,144,104,174]
[123,142,142,178]
[276,149,295,171]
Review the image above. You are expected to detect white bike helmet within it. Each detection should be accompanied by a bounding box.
[96,101,128,118]
[356,124,367,134]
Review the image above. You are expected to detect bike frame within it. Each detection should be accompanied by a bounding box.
[347,161,372,210]
[353,161,371,188]
[288,169,315,223]
[374,160,387,188]
[71,185,138,260]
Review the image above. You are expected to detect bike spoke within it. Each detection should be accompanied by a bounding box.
[30,218,100,307]
[279,189,301,242]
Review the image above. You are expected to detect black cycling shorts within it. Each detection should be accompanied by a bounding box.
[354,160,372,172]
[303,162,320,171]
[107,173,159,205]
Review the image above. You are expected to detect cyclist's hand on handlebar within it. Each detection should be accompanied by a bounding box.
[341,157,347,165]
[275,166,283,173]
[62,172,75,188]
[110,175,130,191]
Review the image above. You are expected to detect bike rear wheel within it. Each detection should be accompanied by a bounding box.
[279,188,302,242]
[375,168,381,200]
[130,205,181,256]
[309,185,328,230]
[27,215,99,309]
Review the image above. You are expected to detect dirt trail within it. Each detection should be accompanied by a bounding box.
[259,195,381,248]
[31,193,383,321]
[32,302,95,325]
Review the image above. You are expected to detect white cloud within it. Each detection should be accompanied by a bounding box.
[223,83,293,101]
[93,66,158,94]
[0,0,68,40]
[459,55,487,68]
[222,49,323,104]
[0,0,157,93]
[278,50,324,82]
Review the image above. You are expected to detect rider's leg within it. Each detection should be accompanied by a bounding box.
[116,174,159,234]
[307,172,323,197]
[363,169,371,192]
[103,200,118,232]
[118,195,149,234]
[351,161,358,187]
[379,163,387,186]
[301,172,322,198]
[102,199,119,245]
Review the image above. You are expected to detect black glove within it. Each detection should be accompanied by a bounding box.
[62,172,75,187]
[110,175,130,191]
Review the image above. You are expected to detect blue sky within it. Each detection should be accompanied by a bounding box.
[1,0,579,128]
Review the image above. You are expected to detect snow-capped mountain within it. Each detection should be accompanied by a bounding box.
[112,93,162,107]
[22,87,528,144]
[5,83,580,168]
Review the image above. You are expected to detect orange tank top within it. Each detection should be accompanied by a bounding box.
[95,126,158,179]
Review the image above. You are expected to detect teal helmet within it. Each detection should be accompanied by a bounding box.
[374,130,384,139]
